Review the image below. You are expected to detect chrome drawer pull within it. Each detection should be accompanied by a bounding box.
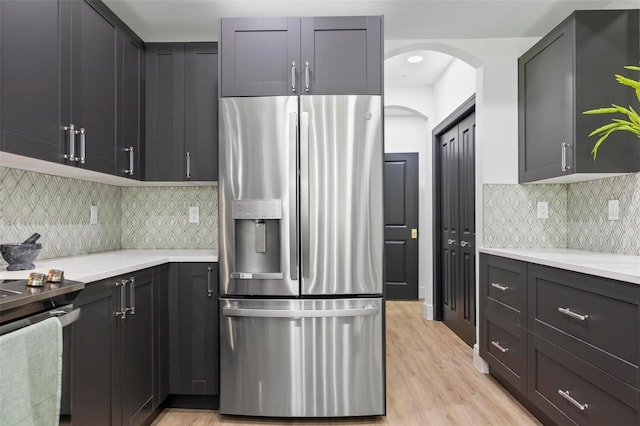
[491,341,509,353]
[558,307,588,321]
[558,390,588,411]
[491,283,509,291]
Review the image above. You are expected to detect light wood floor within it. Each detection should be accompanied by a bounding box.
[153,301,540,426]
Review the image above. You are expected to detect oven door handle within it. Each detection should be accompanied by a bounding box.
[0,304,81,335]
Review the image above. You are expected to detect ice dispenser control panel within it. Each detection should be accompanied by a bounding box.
[231,200,282,220]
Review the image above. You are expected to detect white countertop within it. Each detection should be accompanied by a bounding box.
[0,249,218,283]
[478,247,640,285]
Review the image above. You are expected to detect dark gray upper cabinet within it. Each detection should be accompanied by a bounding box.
[118,29,145,180]
[219,16,382,96]
[0,0,65,162]
[170,263,219,396]
[300,16,382,95]
[146,43,218,181]
[518,9,640,183]
[219,17,300,97]
[1,0,144,178]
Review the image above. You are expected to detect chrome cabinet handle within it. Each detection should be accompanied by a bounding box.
[186,151,191,179]
[491,283,509,291]
[114,281,127,319]
[561,142,571,172]
[77,128,86,164]
[447,239,456,245]
[289,111,299,281]
[558,307,588,321]
[304,61,310,92]
[558,390,588,411]
[207,266,213,297]
[63,124,76,161]
[291,61,296,92]
[460,241,471,247]
[125,146,134,175]
[491,341,509,353]
[128,277,135,315]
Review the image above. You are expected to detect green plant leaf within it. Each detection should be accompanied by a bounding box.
[615,74,640,90]
[623,65,640,72]
[588,122,621,137]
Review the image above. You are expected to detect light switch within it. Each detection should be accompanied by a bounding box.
[90,205,98,225]
[189,206,200,224]
[608,200,619,221]
[536,201,549,219]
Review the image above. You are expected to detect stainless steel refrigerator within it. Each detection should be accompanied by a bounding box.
[218,95,384,417]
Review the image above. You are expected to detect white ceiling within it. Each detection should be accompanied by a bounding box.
[103,0,639,42]
[102,0,638,87]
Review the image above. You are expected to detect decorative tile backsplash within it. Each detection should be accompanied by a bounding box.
[568,173,640,255]
[484,173,640,255]
[121,186,218,249]
[0,167,121,266]
[483,184,568,248]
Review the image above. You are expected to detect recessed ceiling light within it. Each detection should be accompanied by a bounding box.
[407,55,424,64]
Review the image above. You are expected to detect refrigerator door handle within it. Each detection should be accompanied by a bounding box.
[300,110,310,278]
[289,111,299,281]
[222,305,379,318]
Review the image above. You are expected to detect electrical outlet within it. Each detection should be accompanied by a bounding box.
[608,200,619,221]
[90,205,98,225]
[536,201,549,219]
[189,206,200,224]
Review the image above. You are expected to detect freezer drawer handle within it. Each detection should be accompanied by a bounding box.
[558,389,588,411]
[223,305,379,318]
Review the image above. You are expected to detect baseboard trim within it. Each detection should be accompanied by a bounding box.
[164,394,220,410]
[473,343,490,374]
[422,302,434,320]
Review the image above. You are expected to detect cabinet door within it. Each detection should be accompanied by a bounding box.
[518,17,573,183]
[184,43,218,181]
[172,263,219,395]
[72,279,123,426]
[154,265,170,408]
[145,43,185,181]
[123,269,154,425]
[219,17,300,97]
[118,30,144,180]
[70,0,120,175]
[0,0,64,162]
[300,16,382,95]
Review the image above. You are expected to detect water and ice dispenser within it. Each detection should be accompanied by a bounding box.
[230,200,283,279]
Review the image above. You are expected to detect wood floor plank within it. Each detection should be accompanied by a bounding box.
[153,301,539,426]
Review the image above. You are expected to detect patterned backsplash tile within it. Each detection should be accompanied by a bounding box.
[121,186,218,249]
[0,167,121,266]
[568,173,640,255]
[483,184,568,248]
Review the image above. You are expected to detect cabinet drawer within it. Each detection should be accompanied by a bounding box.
[481,254,527,325]
[528,264,639,387]
[484,311,527,393]
[529,334,640,426]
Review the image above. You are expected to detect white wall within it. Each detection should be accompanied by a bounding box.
[433,59,476,126]
[384,85,433,303]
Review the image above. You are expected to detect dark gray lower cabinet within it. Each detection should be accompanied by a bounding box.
[480,253,640,425]
[72,268,156,426]
[154,265,170,408]
[169,263,219,398]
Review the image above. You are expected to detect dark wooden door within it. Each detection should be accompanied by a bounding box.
[145,43,185,181]
[384,153,419,300]
[118,29,144,180]
[300,16,382,95]
[72,278,122,426]
[123,269,154,425]
[439,112,476,346]
[171,263,219,395]
[0,0,64,162]
[69,0,120,175]
[185,43,218,181]
[219,17,300,97]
